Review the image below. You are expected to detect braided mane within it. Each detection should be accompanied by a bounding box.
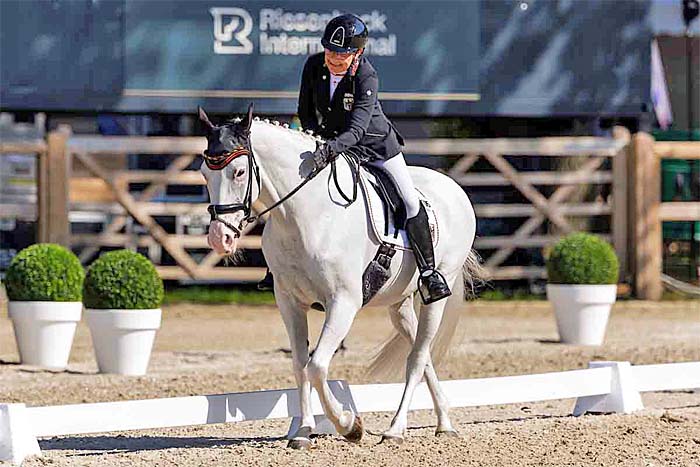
[220,113,324,143]
[251,116,325,143]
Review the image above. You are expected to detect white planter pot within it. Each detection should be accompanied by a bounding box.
[8,301,82,369]
[85,308,161,376]
[546,284,617,345]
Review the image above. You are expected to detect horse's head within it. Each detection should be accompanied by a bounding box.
[198,104,259,256]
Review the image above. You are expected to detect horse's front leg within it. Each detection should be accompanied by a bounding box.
[277,292,314,449]
[307,294,363,442]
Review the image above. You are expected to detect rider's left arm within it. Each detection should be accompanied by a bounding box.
[298,58,320,134]
[326,72,378,155]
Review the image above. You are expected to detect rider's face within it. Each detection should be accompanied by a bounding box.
[324,49,355,75]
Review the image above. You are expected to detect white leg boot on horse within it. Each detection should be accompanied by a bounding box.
[387,296,457,440]
[306,294,364,443]
[277,292,316,450]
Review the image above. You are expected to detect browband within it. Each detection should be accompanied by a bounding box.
[204,147,250,170]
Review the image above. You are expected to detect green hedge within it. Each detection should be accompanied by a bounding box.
[547,233,619,285]
[83,250,164,309]
[4,244,84,301]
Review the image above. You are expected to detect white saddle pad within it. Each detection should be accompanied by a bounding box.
[358,169,439,251]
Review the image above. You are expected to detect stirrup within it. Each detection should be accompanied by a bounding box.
[417,269,452,305]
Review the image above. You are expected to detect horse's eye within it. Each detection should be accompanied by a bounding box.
[233,167,246,179]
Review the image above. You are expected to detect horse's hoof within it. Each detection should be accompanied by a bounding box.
[379,433,404,445]
[435,429,460,438]
[342,414,364,443]
[287,438,312,450]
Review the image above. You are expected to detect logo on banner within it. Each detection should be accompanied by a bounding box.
[210,7,254,54]
[209,7,396,57]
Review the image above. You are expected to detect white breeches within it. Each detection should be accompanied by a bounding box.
[367,152,421,219]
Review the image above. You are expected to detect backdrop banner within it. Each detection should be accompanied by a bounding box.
[1,0,651,116]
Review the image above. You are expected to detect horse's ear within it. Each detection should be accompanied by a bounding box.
[198,106,214,132]
[242,103,254,132]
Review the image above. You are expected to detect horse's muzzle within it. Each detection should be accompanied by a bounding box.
[208,219,238,255]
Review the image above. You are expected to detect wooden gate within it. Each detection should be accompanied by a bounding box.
[67,135,265,281]
[403,128,631,281]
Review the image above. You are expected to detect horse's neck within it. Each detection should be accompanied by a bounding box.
[251,122,324,229]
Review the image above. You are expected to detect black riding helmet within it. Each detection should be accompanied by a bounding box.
[321,13,368,53]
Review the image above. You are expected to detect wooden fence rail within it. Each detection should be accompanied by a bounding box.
[2,129,697,298]
[633,138,700,299]
[402,128,630,281]
[0,133,61,244]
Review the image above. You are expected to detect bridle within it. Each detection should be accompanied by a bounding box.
[204,130,260,239]
[205,126,362,240]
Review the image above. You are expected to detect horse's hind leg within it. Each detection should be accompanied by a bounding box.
[382,284,454,443]
[306,294,363,442]
[387,297,456,439]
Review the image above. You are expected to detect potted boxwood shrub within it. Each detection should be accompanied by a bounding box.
[546,232,619,345]
[4,243,84,369]
[83,249,164,375]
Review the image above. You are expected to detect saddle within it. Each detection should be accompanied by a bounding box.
[363,165,407,238]
[359,165,439,251]
[357,165,439,305]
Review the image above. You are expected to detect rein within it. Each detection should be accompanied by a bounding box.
[331,150,361,205]
[206,140,362,238]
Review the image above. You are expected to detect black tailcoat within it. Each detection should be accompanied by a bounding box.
[297,53,404,161]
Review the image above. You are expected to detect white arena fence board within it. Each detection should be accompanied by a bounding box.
[350,367,613,413]
[631,362,700,392]
[2,361,699,465]
[27,368,613,438]
[29,381,353,438]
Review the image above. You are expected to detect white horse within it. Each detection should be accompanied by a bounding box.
[199,105,482,448]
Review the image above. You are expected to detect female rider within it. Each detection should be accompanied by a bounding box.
[261,13,450,305]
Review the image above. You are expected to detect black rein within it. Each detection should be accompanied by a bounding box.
[206,144,362,238]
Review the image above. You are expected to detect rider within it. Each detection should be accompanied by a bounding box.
[295,13,451,305]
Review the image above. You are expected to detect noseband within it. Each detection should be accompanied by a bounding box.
[204,135,261,239]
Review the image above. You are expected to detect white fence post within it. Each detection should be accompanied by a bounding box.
[573,361,643,416]
[0,404,41,465]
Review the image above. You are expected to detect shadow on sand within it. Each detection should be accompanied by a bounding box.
[40,434,285,456]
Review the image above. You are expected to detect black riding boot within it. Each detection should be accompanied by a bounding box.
[405,203,452,304]
[257,268,274,291]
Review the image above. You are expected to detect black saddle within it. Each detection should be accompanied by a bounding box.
[363,164,407,238]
